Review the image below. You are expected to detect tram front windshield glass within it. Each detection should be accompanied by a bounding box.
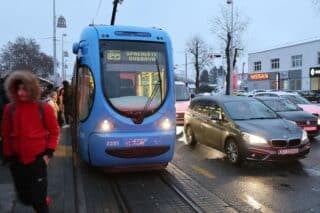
[100,40,168,119]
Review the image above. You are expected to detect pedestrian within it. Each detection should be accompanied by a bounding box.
[62,80,72,124]
[57,87,66,126]
[1,70,60,213]
[47,91,60,118]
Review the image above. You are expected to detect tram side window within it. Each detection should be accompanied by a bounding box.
[78,67,95,121]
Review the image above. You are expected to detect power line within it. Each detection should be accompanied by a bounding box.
[93,0,103,23]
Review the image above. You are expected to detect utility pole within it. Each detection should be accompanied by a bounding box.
[53,0,57,76]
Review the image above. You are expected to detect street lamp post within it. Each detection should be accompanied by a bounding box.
[61,33,67,80]
[53,0,57,76]
[53,0,66,80]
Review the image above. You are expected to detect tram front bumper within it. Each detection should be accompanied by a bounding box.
[88,130,175,167]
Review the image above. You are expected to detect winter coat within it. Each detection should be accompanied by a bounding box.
[1,71,60,164]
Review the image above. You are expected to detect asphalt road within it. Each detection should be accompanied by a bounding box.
[75,127,320,213]
[174,126,320,212]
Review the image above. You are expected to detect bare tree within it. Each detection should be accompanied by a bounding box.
[187,36,214,93]
[0,37,54,77]
[211,5,248,95]
[313,0,320,9]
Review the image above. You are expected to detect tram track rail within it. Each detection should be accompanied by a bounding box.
[106,170,202,213]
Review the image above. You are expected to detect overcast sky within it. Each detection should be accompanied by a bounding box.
[0,0,319,78]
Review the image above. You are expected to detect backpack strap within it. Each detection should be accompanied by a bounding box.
[38,101,46,128]
[9,103,16,132]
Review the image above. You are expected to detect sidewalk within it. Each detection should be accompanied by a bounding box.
[0,127,76,213]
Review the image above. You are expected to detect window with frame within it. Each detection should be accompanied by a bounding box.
[291,55,302,67]
[253,61,261,71]
[271,58,280,69]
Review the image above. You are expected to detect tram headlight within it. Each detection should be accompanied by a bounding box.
[99,119,114,132]
[160,118,172,130]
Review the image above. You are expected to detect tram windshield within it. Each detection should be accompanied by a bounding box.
[100,40,168,119]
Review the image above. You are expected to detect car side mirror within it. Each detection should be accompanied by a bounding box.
[190,93,195,99]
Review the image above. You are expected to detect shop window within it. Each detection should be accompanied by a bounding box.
[291,55,302,67]
[271,58,280,69]
[289,79,301,90]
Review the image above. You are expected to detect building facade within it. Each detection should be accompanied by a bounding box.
[248,39,320,91]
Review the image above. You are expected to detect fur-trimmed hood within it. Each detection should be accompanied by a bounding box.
[4,70,41,103]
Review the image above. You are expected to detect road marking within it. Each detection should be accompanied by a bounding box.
[191,165,215,179]
[242,194,274,213]
[304,168,320,176]
[55,144,73,157]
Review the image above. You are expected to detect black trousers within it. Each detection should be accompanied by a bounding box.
[10,158,48,213]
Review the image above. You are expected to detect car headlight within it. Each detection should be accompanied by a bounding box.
[318,118,320,125]
[301,130,308,144]
[97,119,114,132]
[242,132,268,146]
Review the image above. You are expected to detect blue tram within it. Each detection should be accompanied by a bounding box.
[71,25,176,170]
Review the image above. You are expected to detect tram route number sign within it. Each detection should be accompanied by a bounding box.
[310,67,320,78]
[105,50,159,64]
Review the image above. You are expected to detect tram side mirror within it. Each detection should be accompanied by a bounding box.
[73,42,80,54]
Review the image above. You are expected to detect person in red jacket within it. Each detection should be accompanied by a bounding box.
[1,70,60,213]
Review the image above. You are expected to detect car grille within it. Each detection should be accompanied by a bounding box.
[288,139,300,147]
[271,140,287,148]
[271,138,301,148]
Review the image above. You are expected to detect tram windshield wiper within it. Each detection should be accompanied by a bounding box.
[134,59,162,124]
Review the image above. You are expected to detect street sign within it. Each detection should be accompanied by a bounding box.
[309,67,320,77]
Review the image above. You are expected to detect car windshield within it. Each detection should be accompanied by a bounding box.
[224,100,278,120]
[261,99,301,112]
[283,94,310,105]
[175,83,190,101]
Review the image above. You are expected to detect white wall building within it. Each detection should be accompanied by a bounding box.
[247,39,320,91]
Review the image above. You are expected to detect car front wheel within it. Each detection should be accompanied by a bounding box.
[225,139,243,165]
[185,126,197,146]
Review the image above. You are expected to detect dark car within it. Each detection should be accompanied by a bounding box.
[256,97,319,138]
[295,90,320,103]
[184,95,310,165]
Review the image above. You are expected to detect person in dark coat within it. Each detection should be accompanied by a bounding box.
[62,80,72,124]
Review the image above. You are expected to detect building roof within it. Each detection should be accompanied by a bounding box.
[249,37,320,55]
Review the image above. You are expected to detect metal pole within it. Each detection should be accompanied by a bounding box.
[185,52,188,83]
[53,0,57,77]
[61,34,64,80]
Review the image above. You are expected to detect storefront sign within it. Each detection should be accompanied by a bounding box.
[249,73,269,80]
[310,67,320,78]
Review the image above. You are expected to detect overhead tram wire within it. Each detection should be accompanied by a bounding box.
[92,0,103,24]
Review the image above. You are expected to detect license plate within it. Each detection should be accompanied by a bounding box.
[304,126,317,131]
[278,148,299,155]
